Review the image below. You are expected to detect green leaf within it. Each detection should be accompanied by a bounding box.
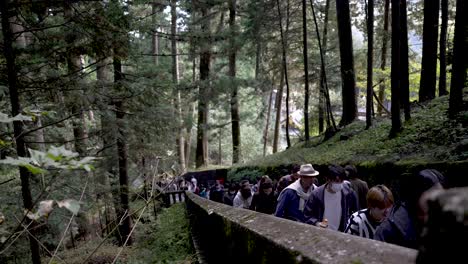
[57,199,80,215]
[24,164,47,175]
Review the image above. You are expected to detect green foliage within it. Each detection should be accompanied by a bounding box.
[227,167,265,182]
[247,95,467,168]
[130,203,195,263]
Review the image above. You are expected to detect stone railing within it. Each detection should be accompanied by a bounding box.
[185,192,417,264]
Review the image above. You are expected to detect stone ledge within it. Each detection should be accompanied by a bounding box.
[186,192,417,264]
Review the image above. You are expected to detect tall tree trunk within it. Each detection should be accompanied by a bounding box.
[171,0,186,173]
[0,1,41,263]
[310,0,336,133]
[449,0,467,118]
[96,56,117,236]
[185,103,196,168]
[229,0,241,164]
[336,0,357,126]
[439,0,449,96]
[318,0,330,134]
[65,0,87,155]
[113,57,132,246]
[263,89,274,156]
[400,0,411,121]
[419,0,440,102]
[378,0,390,116]
[390,0,402,137]
[366,0,374,129]
[152,3,159,65]
[276,0,291,148]
[196,3,211,168]
[273,70,284,153]
[302,0,310,141]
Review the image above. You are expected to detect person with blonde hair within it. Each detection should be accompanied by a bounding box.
[345,185,394,239]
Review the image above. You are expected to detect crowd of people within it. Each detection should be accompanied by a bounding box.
[186,164,445,250]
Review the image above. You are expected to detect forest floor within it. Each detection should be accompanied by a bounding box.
[40,202,195,264]
[245,92,468,169]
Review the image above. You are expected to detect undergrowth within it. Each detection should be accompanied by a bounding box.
[244,94,467,168]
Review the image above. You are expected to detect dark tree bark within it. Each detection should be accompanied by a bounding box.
[419,0,440,102]
[318,0,330,133]
[378,0,390,116]
[113,57,132,246]
[390,0,402,137]
[64,0,88,156]
[302,0,310,141]
[336,0,357,126]
[276,0,291,148]
[310,0,336,132]
[171,0,186,172]
[366,0,374,129]
[0,1,41,263]
[400,0,411,121]
[439,0,449,96]
[449,0,467,118]
[196,3,211,168]
[229,0,241,163]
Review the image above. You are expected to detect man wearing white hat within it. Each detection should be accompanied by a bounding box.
[275,164,319,222]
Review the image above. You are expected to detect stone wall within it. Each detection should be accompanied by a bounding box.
[186,192,417,264]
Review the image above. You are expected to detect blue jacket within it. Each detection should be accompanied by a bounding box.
[275,189,306,222]
[374,203,418,249]
[303,184,359,231]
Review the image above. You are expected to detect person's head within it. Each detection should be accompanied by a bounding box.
[344,165,358,179]
[291,164,301,180]
[413,169,445,224]
[298,164,319,190]
[367,185,394,222]
[228,184,237,195]
[326,165,346,193]
[259,176,273,196]
[239,180,251,199]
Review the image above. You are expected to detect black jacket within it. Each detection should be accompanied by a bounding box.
[374,203,418,249]
[303,184,359,232]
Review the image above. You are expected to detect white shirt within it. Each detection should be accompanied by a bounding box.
[233,192,252,209]
[324,189,342,231]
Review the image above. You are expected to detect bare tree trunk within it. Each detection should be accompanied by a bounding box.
[273,70,284,153]
[0,2,41,262]
[318,0,330,134]
[171,0,186,173]
[439,0,449,96]
[378,0,390,116]
[152,3,160,65]
[65,0,87,155]
[419,0,440,102]
[366,0,374,129]
[310,0,337,132]
[229,0,241,164]
[390,0,402,137]
[263,89,274,156]
[302,0,310,141]
[449,0,467,118]
[400,0,411,121]
[276,0,291,148]
[196,3,211,168]
[96,56,117,237]
[336,0,357,126]
[113,57,132,246]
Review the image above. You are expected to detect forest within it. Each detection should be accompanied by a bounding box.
[0,0,467,263]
